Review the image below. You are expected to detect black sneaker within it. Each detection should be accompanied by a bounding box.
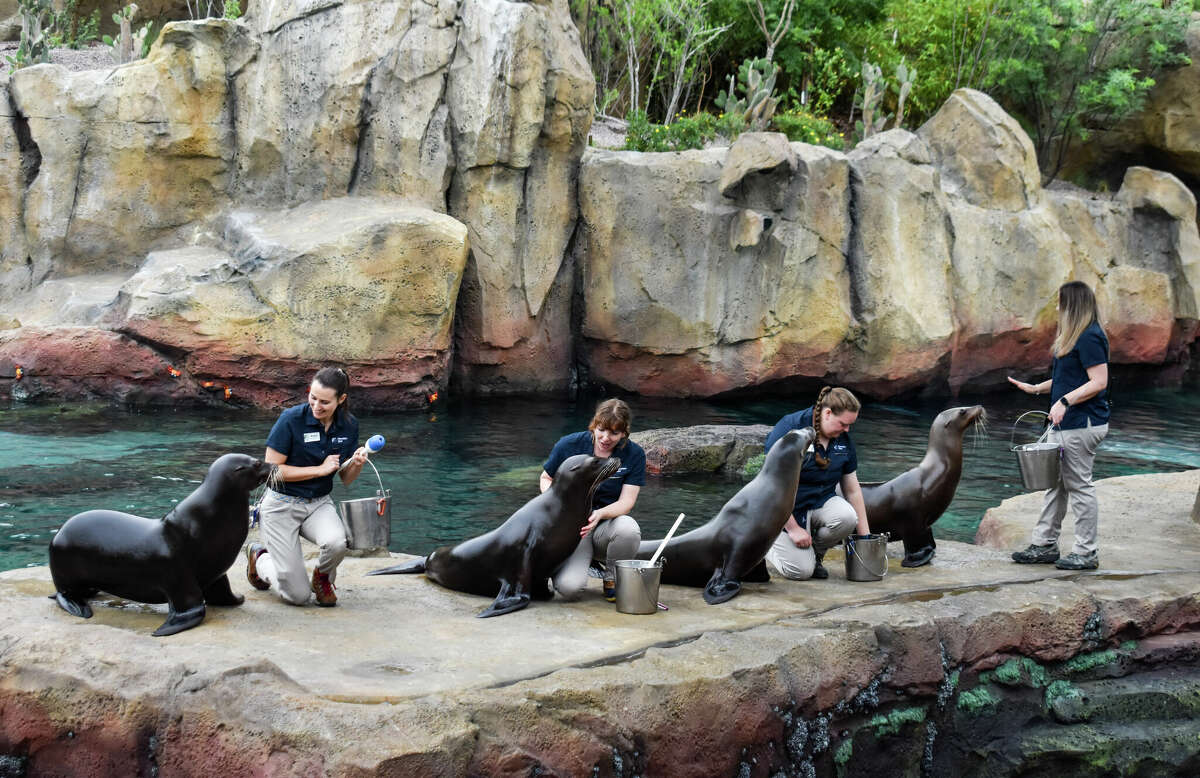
[811,551,829,580]
[1011,544,1060,564]
[1055,552,1098,570]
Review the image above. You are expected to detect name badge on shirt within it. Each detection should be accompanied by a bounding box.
[304,432,321,443]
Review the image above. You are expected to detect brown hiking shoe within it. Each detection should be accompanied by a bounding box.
[311,568,337,607]
[245,542,269,590]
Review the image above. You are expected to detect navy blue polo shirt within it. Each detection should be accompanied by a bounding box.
[265,403,359,498]
[764,407,858,526]
[1051,321,1110,430]
[543,431,647,509]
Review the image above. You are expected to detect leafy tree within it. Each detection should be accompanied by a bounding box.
[982,0,1191,182]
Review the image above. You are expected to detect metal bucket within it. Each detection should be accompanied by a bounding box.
[613,559,663,614]
[339,489,391,550]
[1011,411,1061,492]
[844,532,889,582]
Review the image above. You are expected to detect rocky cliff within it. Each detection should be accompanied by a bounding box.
[0,4,1197,408]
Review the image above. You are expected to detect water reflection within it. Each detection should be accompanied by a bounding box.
[2,383,1197,571]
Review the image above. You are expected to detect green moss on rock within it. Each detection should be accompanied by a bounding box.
[834,737,853,766]
[983,657,1048,688]
[868,706,927,737]
[957,686,1000,714]
[1063,649,1119,675]
[742,453,765,478]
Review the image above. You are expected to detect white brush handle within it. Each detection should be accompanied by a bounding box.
[648,513,685,567]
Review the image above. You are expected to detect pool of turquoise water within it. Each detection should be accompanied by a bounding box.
[2,384,1197,571]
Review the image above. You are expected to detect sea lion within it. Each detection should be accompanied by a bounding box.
[860,405,985,567]
[49,453,274,636]
[368,454,620,617]
[634,427,815,604]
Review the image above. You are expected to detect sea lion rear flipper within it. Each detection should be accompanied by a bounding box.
[53,591,93,619]
[153,603,206,637]
[703,569,742,604]
[478,581,531,618]
[367,558,427,575]
[202,574,244,606]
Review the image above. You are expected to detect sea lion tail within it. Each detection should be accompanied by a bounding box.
[366,558,427,575]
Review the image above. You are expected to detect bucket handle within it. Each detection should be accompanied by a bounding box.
[1009,410,1060,450]
[845,533,890,579]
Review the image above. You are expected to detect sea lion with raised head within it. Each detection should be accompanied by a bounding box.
[861,405,985,567]
[49,453,274,636]
[634,427,815,604]
[368,454,620,617]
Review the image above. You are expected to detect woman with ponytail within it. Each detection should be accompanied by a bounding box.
[763,387,871,580]
[1008,281,1110,570]
[245,367,370,607]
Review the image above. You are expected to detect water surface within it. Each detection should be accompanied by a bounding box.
[2,384,1197,571]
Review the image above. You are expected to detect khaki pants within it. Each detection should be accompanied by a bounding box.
[552,515,641,600]
[766,495,858,580]
[1032,422,1108,555]
[256,490,348,605]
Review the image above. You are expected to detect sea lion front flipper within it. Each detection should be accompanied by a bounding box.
[901,529,936,568]
[478,580,531,618]
[366,558,427,576]
[202,574,244,606]
[703,568,742,604]
[742,559,771,583]
[53,591,93,619]
[153,603,207,637]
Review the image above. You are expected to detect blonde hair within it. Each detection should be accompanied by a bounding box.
[588,398,631,436]
[812,386,860,467]
[1051,281,1100,358]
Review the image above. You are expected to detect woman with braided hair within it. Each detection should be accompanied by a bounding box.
[763,387,871,580]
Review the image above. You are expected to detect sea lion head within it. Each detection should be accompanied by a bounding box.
[206,453,274,493]
[762,427,817,473]
[551,454,621,515]
[931,405,986,445]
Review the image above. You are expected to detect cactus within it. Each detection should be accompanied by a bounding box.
[102,4,146,65]
[6,0,55,70]
[893,60,916,129]
[858,61,884,139]
[715,58,780,132]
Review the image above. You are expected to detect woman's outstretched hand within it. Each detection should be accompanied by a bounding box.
[1007,376,1036,394]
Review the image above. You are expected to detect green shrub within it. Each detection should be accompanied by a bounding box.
[223,0,241,19]
[623,110,745,152]
[772,109,845,150]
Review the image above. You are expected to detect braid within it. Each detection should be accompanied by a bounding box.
[812,386,832,469]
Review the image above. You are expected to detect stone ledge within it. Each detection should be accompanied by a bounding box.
[1,470,1197,775]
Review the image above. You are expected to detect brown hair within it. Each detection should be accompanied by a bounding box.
[312,366,351,422]
[588,398,632,436]
[812,386,860,468]
[1051,281,1100,358]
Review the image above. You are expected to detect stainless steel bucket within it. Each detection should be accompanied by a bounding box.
[844,532,889,582]
[614,559,663,614]
[339,489,391,550]
[1011,411,1061,492]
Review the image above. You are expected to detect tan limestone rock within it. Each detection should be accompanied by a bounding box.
[1116,166,1200,321]
[113,198,469,402]
[845,129,954,394]
[576,143,852,397]
[918,88,1043,211]
[7,20,237,285]
[1140,18,1200,180]
[717,131,797,200]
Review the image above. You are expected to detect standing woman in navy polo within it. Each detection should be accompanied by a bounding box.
[541,398,645,602]
[1008,281,1110,571]
[245,367,369,607]
[763,386,871,580]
